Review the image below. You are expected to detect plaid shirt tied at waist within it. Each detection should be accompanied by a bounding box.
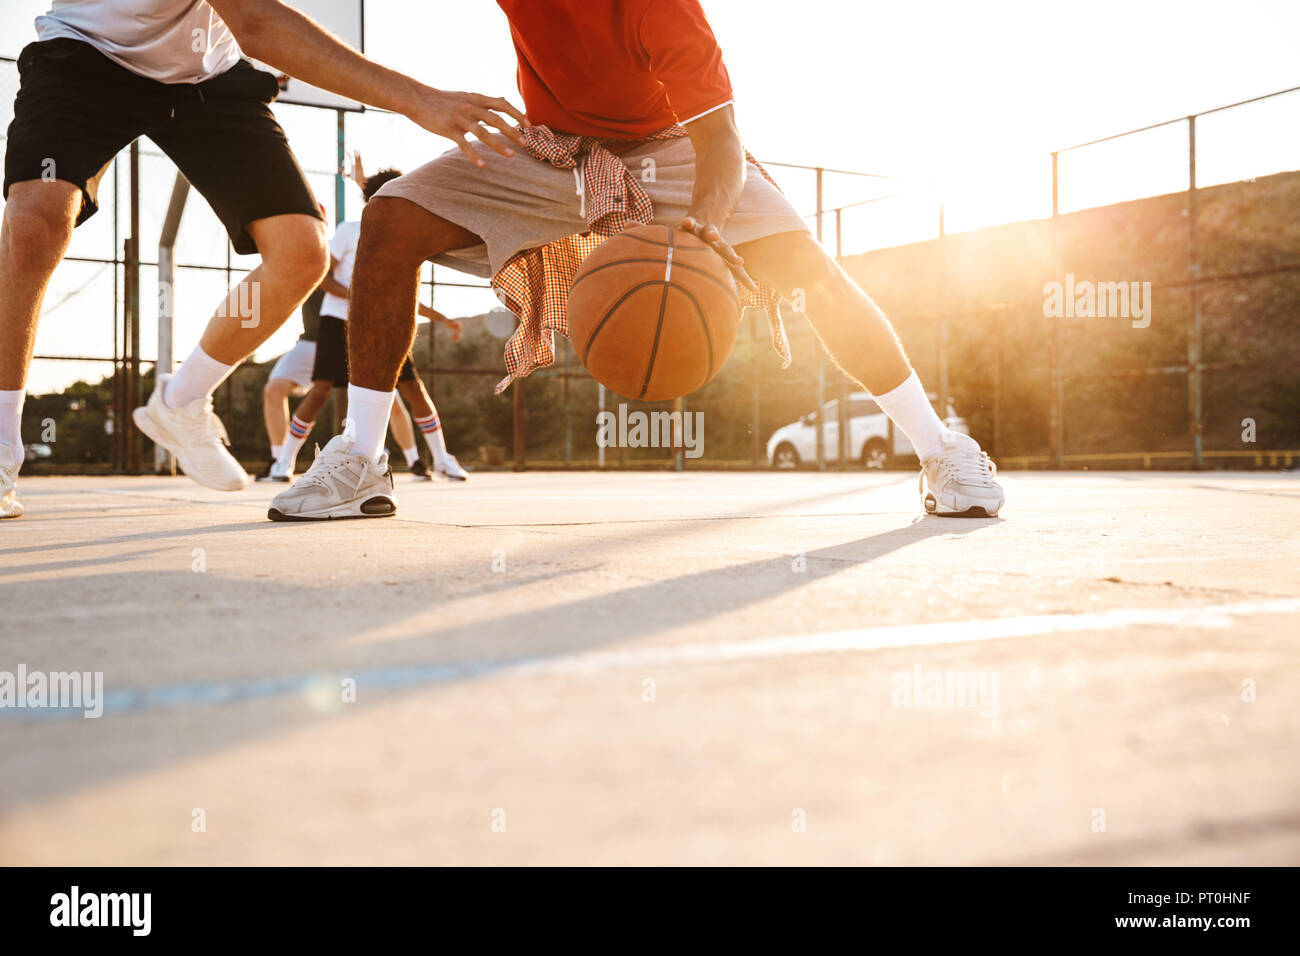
[491,123,792,394]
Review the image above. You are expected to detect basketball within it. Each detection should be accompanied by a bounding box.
[567,224,742,401]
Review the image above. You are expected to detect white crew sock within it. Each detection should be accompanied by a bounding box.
[348,384,396,463]
[270,443,283,459]
[0,389,24,468]
[873,370,948,461]
[414,409,449,463]
[402,446,419,467]
[163,345,236,409]
[274,415,312,474]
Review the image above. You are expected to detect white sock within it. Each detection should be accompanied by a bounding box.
[414,410,449,463]
[275,415,312,473]
[348,384,396,463]
[0,389,24,468]
[164,345,235,409]
[270,443,283,459]
[402,446,419,467]
[873,370,948,461]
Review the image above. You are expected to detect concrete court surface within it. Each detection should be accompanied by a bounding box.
[0,469,1297,866]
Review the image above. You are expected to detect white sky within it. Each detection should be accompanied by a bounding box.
[3,0,1298,392]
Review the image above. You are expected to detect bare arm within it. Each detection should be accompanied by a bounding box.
[417,304,461,341]
[326,272,460,339]
[320,256,348,300]
[680,105,756,292]
[209,0,527,165]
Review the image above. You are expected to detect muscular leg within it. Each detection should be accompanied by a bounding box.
[397,377,435,420]
[347,198,477,391]
[162,213,327,414]
[397,375,460,474]
[271,378,332,475]
[388,393,415,453]
[737,229,948,462]
[0,181,80,389]
[0,181,80,476]
[736,230,911,394]
[292,379,334,426]
[263,377,301,449]
[198,214,328,364]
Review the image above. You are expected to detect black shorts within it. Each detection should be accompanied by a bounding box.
[314,315,417,386]
[3,39,323,254]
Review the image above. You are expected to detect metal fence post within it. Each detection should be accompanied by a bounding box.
[814,167,825,471]
[937,203,949,426]
[124,139,141,475]
[835,208,848,469]
[1187,115,1204,469]
[155,172,190,474]
[335,110,347,225]
[1050,151,1064,469]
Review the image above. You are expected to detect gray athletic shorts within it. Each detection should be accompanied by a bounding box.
[267,338,316,391]
[373,137,809,279]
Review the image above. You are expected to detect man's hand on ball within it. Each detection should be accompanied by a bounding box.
[409,88,529,167]
[441,318,463,342]
[679,215,758,294]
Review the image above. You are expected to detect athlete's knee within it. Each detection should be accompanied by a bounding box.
[0,185,78,270]
[745,230,839,301]
[264,378,293,401]
[358,197,448,268]
[786,233,842,292]
[259,216,329,293]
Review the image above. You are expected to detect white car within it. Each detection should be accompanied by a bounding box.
[766,391,967,469]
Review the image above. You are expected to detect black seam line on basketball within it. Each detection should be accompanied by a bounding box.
[673,280,716,381]
[639,229,676,399]
[639,281,672,400]
[580,280,672,364]
[618,229,678,249]
[570,257,736,299]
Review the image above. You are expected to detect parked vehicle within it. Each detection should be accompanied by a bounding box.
[766,392,967,469]
[24,443,52,465]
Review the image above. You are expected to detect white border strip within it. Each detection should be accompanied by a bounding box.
[536,597,1300,674]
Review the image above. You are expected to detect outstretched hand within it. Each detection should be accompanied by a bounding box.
[411,90,530,168]
[679,215,758,295]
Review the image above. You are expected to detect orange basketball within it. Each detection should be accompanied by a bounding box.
[567,224,741,401]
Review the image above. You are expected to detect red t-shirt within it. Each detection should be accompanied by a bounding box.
[496,0,734,139]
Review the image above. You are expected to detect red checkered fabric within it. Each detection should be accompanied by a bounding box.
[492,124,792,393]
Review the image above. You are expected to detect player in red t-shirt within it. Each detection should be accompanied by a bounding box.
[269,0,1004,522]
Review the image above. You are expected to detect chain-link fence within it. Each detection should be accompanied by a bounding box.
[5,50,1297,474]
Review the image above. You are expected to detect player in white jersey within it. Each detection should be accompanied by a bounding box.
[0,0,524,519]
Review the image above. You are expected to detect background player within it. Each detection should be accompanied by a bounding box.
[269,169,468,487]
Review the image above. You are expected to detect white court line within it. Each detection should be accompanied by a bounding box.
[529,597,1300,674]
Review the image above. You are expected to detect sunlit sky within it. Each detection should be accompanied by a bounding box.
[2,0,1298,393]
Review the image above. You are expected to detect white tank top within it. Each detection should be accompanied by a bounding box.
[35,0,242,84]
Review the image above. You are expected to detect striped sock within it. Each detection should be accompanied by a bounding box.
[415,411,449,462]
[274,415,312,474]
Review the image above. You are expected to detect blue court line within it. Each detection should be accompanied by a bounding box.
[0,657,523,722]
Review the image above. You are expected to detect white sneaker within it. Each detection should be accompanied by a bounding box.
[0,444,23,519]
[133,374,249,491]
[434,453,469,481]
[919,432,1004,517]
[268,434,396,521]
